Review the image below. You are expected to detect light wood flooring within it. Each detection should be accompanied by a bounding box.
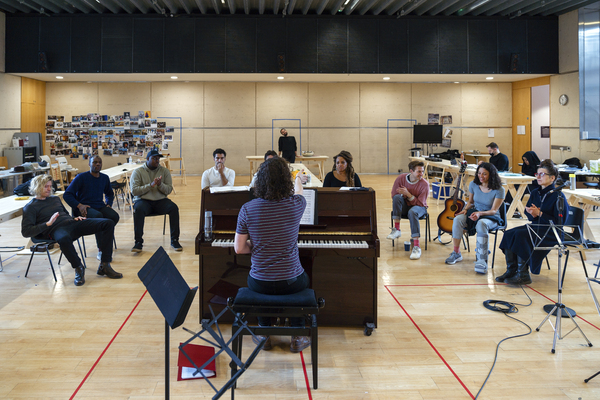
[2,174,600,399]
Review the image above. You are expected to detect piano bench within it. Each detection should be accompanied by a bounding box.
[228,288,325,390]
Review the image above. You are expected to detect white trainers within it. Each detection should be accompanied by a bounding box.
[474,259,488,274]
[387,228,402,240]
[410,246,421,260]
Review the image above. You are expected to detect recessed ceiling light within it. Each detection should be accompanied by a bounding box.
[277,76,284,80]
[486,77,494,80]
[454,81,460,84]
[171,76,178,80]
[383,77,390,80]
[56,76,64,79]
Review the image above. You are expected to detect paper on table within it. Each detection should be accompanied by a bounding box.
[181,367,216,379]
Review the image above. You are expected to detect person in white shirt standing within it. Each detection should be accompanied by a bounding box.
[201,148,236,190]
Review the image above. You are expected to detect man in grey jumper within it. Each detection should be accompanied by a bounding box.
[130,149,181,252]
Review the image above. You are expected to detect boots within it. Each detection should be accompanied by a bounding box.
[505,260,532,285]
[495,250,518,283]
[97,262,123,279]
[74,264,85,286]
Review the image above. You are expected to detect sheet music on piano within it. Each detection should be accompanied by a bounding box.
[299,188,317,225]
[209,186,251,194]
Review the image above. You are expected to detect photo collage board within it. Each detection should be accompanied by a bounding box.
[45,111,175,160]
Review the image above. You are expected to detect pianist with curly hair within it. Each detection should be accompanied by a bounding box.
[234,156,310,353]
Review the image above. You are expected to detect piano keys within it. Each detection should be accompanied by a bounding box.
[195,187,380,330]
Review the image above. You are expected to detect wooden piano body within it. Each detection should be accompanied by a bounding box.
[195,187,380,330]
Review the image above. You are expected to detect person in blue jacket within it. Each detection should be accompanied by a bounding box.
[496,159,568,285]
[64,155,119,260]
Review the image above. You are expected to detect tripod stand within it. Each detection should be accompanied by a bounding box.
[534,219,593,353]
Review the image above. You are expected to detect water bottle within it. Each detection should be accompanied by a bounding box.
[128,156,132,164]
[204,211,213,241]
[25,135,29,146]
[583,163,589,171]
[569,174,576,191]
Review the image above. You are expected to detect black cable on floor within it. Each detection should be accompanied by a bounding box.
[474,285,533,400]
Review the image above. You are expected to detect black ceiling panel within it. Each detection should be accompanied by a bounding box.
[227,18,257,73]
[379,19,408,74]
[498,19,528,73]
[40,17,71,73]
[409,19,439,73]
[318,19,347,73]
[469,19,498,74]
[101,18,133,73]
[348,19,378,73]
[528,19,559,73]
[439,19,468,74]
[133,19,164,73]
[256,18,286,73]
[71,17,102,73]
[287,18,318,73]
[165,18,194,73]
[196,18,226,73]
[6,16,40,72]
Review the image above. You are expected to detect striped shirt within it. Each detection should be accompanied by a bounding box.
[236,194,306,281]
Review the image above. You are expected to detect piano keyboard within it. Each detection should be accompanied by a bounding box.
[211,238,369,249]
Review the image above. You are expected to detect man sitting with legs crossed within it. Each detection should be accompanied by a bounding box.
[387,160,429,260]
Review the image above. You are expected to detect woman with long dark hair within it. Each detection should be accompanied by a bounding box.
[234,157,311,353]
[323,150,362,187]
[496,159,568,285]
[445,162,505,274]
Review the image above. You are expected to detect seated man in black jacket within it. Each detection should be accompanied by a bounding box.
[486,142,509,172]
[21,174,122,286]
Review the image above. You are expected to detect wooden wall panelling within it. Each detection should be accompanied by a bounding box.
[21,77,46,154]
[512,86,531,169]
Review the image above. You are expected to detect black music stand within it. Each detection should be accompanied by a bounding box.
[532,221,593,353]
[179,304,267,400]
[138,247,198,400]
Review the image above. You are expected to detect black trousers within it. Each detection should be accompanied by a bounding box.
[133,198,180,244]
[84,206,120,248]
[50,219,115,268]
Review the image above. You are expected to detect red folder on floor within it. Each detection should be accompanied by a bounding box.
[177,343,216,381]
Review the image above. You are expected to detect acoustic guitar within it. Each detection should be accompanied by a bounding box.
[437,161,468,234]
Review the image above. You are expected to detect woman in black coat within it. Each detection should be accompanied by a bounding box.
[496,159,568,285]
[521,150,541,193]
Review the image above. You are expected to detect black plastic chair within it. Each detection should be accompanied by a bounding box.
[25,236,87,282]
[390,211,430,250]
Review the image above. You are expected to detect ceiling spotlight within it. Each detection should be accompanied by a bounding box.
[277,76,285,80]
[486,77,494,80]
[171,76,178,79]
[56,76,64,79]
[454,81,460,84]
[383,77,390,80]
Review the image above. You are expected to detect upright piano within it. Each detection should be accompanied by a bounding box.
[195,187,380,331]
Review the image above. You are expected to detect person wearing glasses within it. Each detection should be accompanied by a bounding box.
[496,159,568,285]
[444,162,505,274]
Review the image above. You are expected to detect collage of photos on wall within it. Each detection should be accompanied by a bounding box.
[45,111,175,160]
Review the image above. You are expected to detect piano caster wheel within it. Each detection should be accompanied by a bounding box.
[364,322,375,336]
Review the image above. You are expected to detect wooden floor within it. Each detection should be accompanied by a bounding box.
[2,174,600,399]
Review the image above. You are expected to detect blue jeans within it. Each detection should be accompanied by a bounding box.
[452,214,498,261]
[247,271,310,327]
[392,194,427,238]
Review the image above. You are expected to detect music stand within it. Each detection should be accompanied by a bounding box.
[532,221,593,353]
[137,247,198,400]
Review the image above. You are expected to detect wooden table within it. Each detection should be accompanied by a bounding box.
[247,155,328,180]
[0,191,65,223]
[563,189,600,241]
[464,153,491,164]
[290,163,323,188]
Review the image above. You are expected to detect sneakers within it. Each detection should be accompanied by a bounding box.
[131,242,143,253]
[290,336,311,353]
[252,335,272,351]
[171,240,183,251]
[445,251,463,265]
[474,259,488,274]
[387,228,402,240]
[410,246,421,260]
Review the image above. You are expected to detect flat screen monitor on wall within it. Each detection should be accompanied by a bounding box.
[413,125,443,144]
